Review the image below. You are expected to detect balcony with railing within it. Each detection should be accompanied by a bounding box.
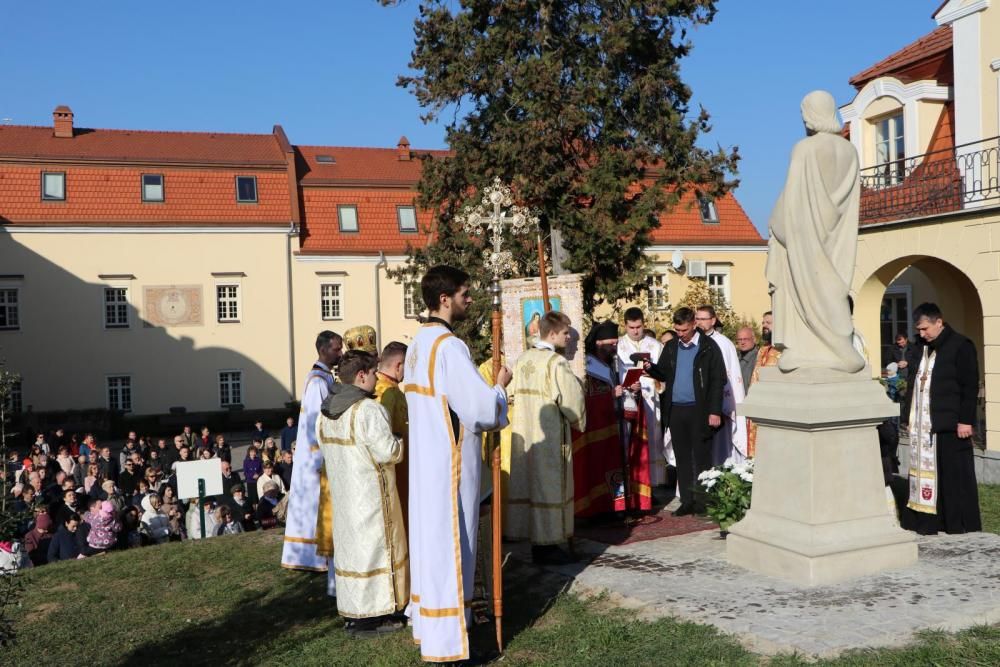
[858,136,1000,225]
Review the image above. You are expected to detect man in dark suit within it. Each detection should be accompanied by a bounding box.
[905,302,981,534]
[644,307,725,516]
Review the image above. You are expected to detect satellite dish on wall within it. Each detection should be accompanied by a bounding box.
[671,250,685,270]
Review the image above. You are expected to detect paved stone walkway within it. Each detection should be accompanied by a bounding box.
[506,522,1000,658]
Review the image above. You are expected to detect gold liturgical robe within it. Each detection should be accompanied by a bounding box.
[507,345,587,545]
[318,399,408,619]
[375,372,409,534]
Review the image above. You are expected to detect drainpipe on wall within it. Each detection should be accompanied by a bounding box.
[286,221,298,399]
[374,251,388,351]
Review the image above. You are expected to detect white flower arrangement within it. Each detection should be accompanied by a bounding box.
[697,457,755,532]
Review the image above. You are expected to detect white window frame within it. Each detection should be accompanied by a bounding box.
[0,286,20,330]
[397,205,418,232]
[41,171,65,201]
[103,285,131,329]
[142,173,164,202]
[106,374,133,413]
[338,205,359,232]
[216,283,241,323]
[874,112,905,184]
[5,379,22,414]
[218,370,243,407]
[320,283,343,321]
[403,282,421,319]
[646,265,669,313]
[706,264,732,304]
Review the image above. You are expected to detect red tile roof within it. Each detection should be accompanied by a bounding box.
[648,189,765,246]
[297,144,451,186]
[849,25,952,89]
[0,165,292,224]
[299,187,432,255]
[0,124,286,166]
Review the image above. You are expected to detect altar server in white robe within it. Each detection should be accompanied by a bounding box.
[507,310,586,565]
[403,266,511,664]
[317,350,408,636]
[616,308,666,485]
[695,306,748,464]
[281,331,342,581]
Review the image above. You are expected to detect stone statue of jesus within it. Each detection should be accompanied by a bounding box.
[766,90,866,374]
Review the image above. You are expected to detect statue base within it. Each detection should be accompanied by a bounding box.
[726,367,917,587]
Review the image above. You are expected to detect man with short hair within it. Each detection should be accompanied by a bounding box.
[645,307,725,516]
[119,459,140,497]
[695,305,748,464]
[319,349,407,637]
[616,307,665,493]
[508,310,586,564]
[280,416,297,453]
[180,425,197,450]
[404,265,511,663]
[220,459,242,498]
[275,450,294,492]
[375,341,410,531]
[281,330,342,576]
[735,327,758,391]
[904,302,981,535]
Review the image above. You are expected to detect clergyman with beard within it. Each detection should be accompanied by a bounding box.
[746,311,782,457]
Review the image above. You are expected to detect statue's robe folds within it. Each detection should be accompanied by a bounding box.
[507,345,586,545]
[318,399,408,619]
[281,362,336,584]
[767,132,865,373]
[402,323,508,663]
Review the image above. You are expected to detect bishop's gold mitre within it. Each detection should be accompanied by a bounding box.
[344,325,378,353]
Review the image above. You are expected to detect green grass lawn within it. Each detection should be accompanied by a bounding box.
[6,486,1000,666]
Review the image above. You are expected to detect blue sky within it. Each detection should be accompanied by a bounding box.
[0,1,942,233]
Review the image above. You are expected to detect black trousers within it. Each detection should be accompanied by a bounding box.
[669,404,713,507]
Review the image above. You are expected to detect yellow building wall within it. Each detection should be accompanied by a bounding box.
[600,247,770,330]
[981,4,1000,141]
[0,228,295,414]
[853,207,1000,451]
[290,256,421,391]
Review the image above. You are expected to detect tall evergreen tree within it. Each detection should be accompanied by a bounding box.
[383,0,738,359]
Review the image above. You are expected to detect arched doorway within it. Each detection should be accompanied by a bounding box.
[855,254,985,437]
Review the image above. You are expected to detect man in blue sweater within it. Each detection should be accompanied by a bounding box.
[644,307,725,516]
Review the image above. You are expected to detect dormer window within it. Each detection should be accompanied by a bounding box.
[697,194,719,224]
[875,112,905,184]
[338,205,359,232]
[236,176,258,203]
[142,174,164,202]
[42,172,65,201]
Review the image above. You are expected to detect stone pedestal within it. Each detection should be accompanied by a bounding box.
[726,367,917,586]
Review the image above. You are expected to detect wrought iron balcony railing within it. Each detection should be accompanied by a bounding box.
[858,136,1000,225]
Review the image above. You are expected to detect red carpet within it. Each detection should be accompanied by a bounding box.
[575,507,716,545]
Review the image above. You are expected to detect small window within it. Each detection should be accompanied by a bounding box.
[219,370,243,407]
[236,176,258,203]
[316,155,336,163]
[142,174,164,202]
[706,264,731,304]
[216,284,240,322]
[107,375,132,412]
[338,205,359,232]
[5,379,22,414]
[646,269,669,312]
[321,284,342,320]
[403,283,421,319]
[0,288,19,330]
[104,287,129,328]
[875,112,905,184]
[698,195,719,224]
[397,205,418,232]
[42,172,65,201]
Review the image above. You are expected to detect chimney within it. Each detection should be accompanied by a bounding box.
[53,105,74,138]
[397,135,411,161]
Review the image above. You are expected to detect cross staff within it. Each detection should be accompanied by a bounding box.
[457,177,538,652]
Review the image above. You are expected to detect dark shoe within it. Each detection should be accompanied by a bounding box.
[531,544,576,565]
[672,503,695,517]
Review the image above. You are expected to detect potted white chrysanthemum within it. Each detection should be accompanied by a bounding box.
[697,457,754,536]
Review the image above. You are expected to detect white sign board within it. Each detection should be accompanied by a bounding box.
[175,459,223,500]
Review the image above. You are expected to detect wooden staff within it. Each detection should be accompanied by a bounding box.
[490,279,504,652]
[538,232,552,313]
